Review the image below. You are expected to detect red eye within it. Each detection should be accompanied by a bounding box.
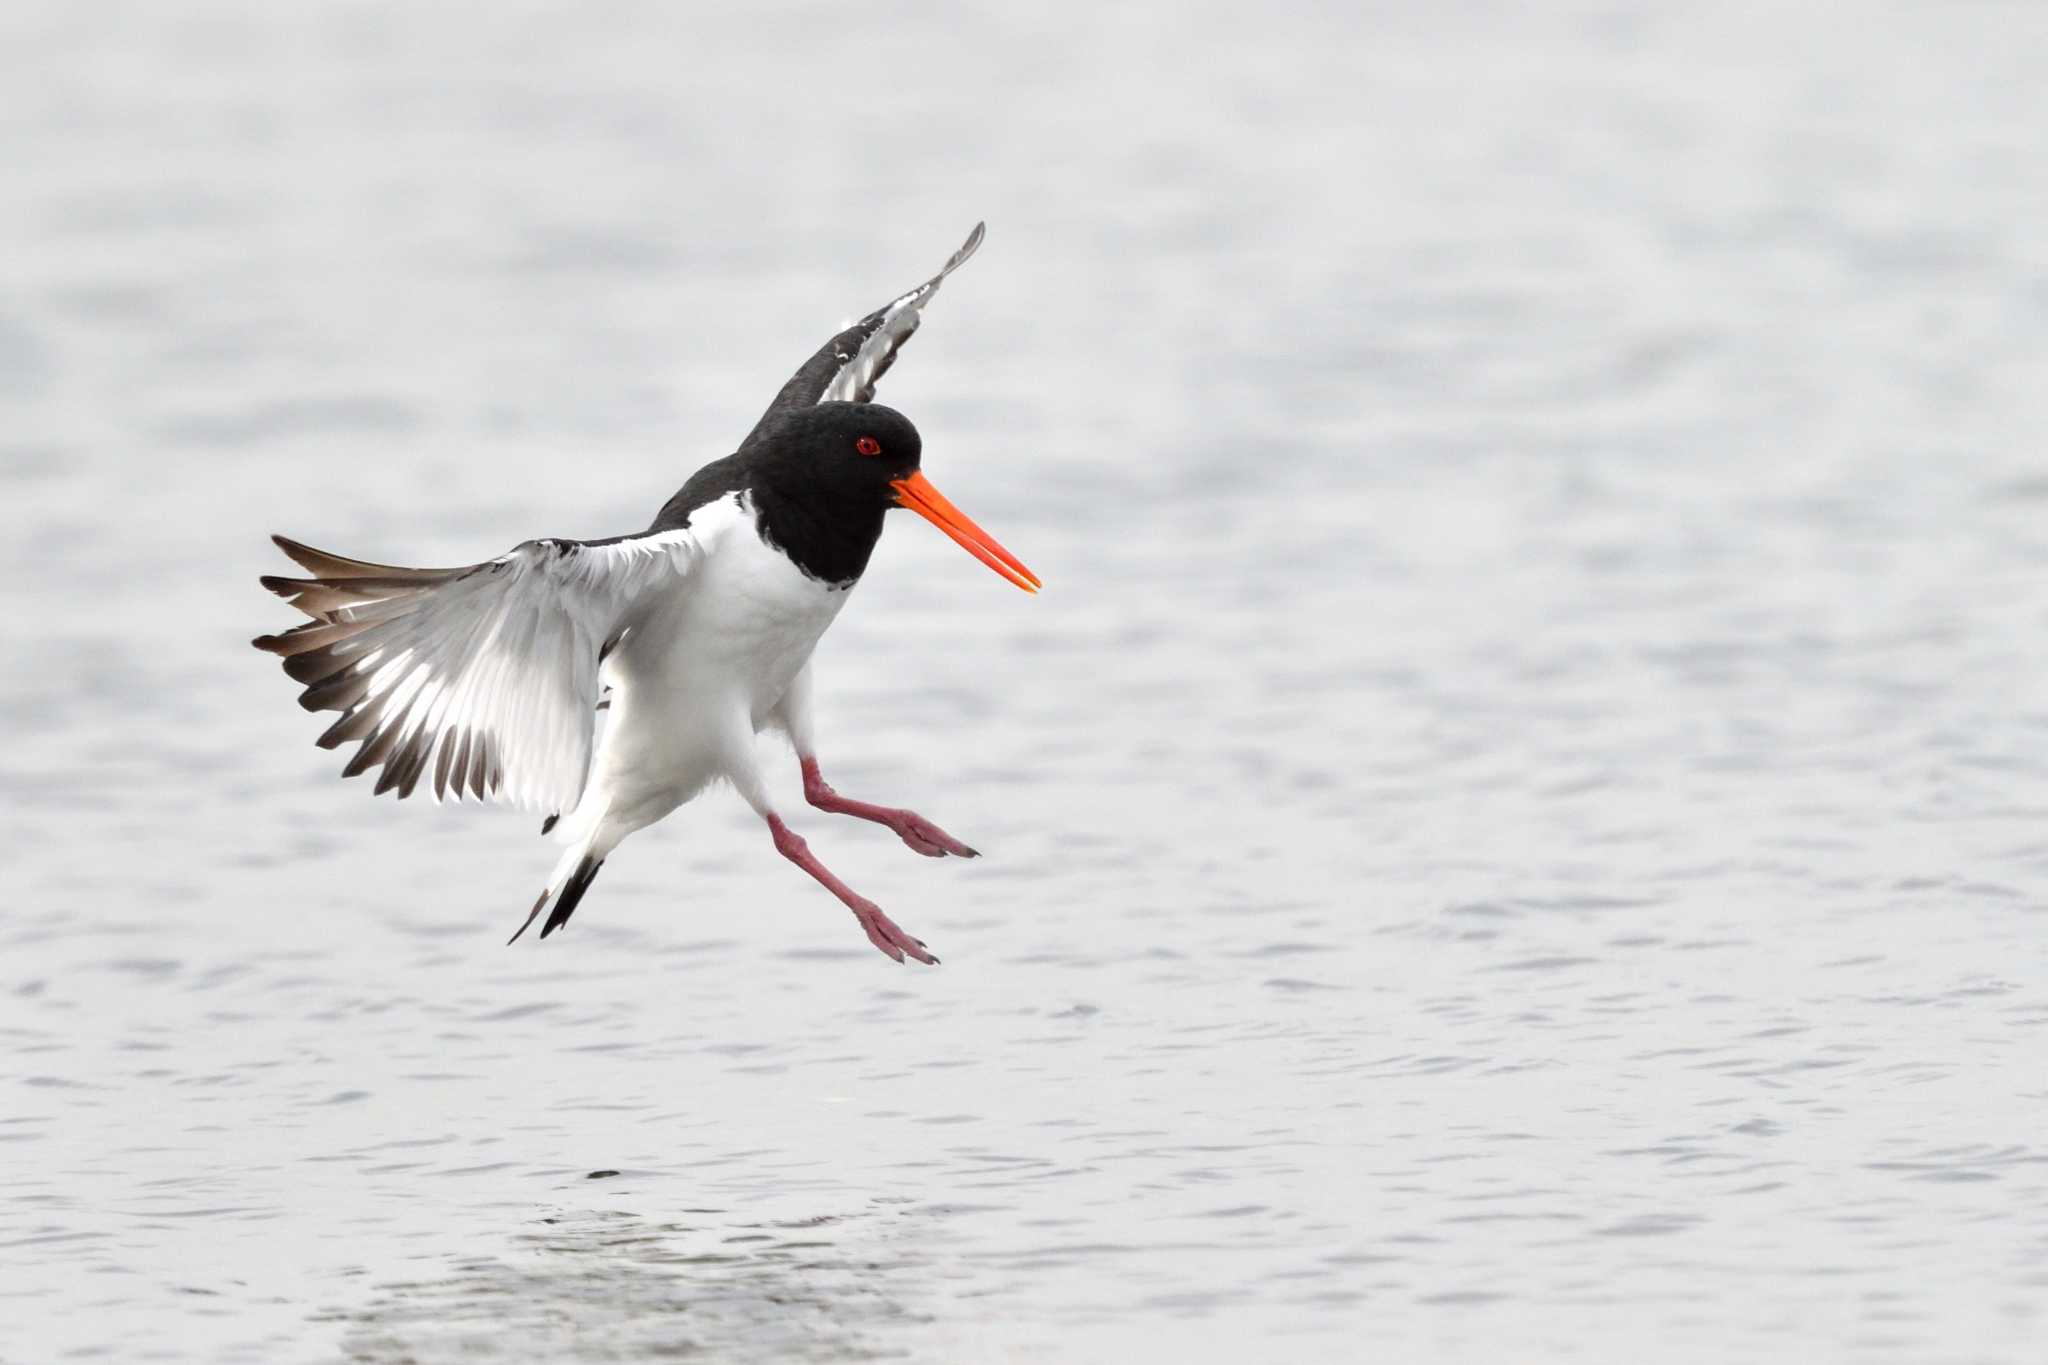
[856,436,881,457]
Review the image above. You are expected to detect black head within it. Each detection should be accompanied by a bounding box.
[710,402,917,586]
[725,400,1038,592]
[743,402,922,512]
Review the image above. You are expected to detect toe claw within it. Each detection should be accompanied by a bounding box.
[886,811,979,860]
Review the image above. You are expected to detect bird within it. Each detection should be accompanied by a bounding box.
[251,223,1036,965]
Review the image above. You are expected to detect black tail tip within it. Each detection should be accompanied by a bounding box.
[507,888,549,945]
[540,857,604,939]
[506,856,605,945]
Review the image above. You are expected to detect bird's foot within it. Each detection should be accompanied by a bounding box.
[881,808,978,859]
[849,896,940,965]
[768,812,940,966]
[800,758,978,858]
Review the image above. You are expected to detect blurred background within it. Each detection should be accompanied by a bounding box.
[5,3,2048,1362]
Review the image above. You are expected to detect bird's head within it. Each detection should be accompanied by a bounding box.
[748,402,1039,593]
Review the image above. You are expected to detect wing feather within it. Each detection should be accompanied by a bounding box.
[254,528,711,812]
[748,222,984,432]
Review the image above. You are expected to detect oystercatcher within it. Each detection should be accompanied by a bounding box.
[252,224,1035,964]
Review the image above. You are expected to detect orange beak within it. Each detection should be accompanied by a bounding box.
[890,470,1041,593]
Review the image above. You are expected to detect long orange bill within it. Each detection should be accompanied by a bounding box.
[889,470,1042,593]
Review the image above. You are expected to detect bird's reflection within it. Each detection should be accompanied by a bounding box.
[330,1199,929,1362]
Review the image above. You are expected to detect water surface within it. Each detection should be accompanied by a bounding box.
[5,3,2048,1361]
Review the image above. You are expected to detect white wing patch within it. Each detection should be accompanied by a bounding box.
[817,221,984,405]
[256,526,717,812]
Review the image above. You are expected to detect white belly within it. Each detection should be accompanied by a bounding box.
[593,498,851,814]
[670,517,851,726]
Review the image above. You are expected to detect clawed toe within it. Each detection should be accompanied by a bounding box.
[899,829,950,858]
[769,810,943,966]
[892,811,978,859]
[854,904,938,965]
[860,918,906,962]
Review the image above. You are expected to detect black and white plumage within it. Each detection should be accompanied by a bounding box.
[254,225,1036,963]
[257,530,703,812]
[757,221,983,418]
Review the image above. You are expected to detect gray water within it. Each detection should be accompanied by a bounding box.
[6,3,2048,1361]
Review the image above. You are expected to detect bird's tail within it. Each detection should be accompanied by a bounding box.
[508,805,616,944]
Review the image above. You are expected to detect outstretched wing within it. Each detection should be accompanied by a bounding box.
[253,527,712,811]
[749,222,985,433]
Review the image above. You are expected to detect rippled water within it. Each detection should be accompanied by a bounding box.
[6,3,2048,1361]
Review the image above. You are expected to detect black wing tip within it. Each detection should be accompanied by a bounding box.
[268,534,338,579]
[931,222,984,283]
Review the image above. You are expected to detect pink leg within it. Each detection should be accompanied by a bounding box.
[800,756,979,859]
[768,814,938,965]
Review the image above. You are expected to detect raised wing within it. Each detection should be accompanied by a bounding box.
[749,222,985,433]
[253,528,711,811]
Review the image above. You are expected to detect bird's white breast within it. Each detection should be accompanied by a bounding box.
[628,493,851,730]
